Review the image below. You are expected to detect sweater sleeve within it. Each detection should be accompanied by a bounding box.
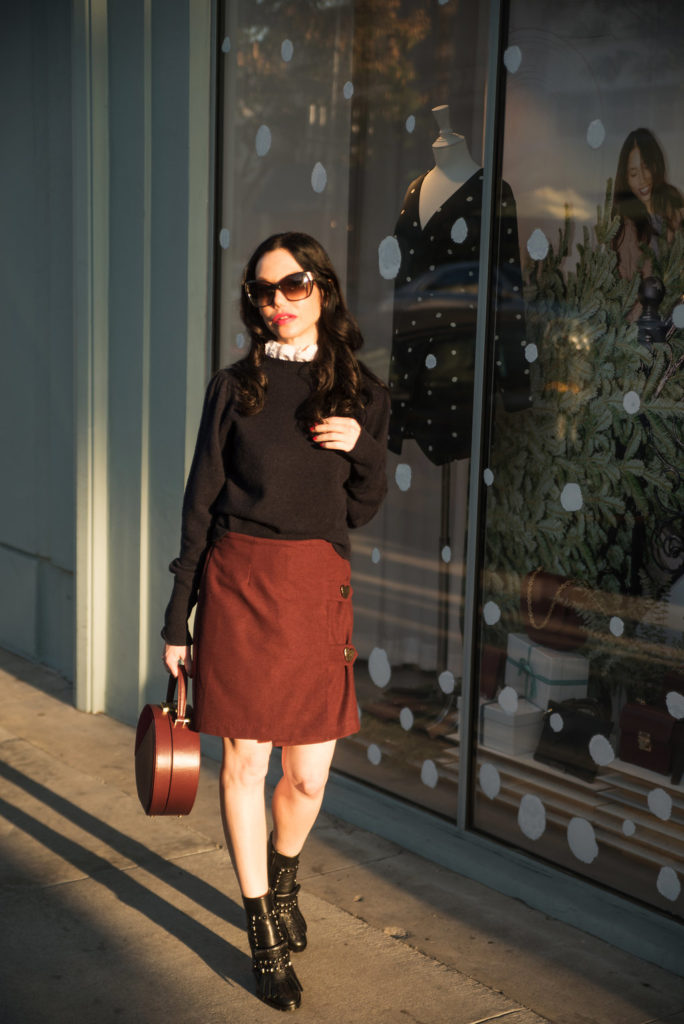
[345,378,390,529]
[162,370,236,644]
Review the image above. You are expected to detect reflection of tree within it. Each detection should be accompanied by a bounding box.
[231,0,429,123]
[224,0,431,207]
[352,1,430,105]
[483,183,684,695]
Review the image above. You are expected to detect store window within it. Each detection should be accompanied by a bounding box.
[216,0,493,819]
[474,0,684,919]
[215,0,684,918]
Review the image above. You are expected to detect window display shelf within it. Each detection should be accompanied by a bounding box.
[478,744,684,870]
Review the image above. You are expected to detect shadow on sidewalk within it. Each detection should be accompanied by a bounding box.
[0,760,248,989]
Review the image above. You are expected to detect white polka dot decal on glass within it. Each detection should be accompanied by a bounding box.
[425,353,437,370]
[648,788,672,821]
[371,547,381,564]
[343,80,354,100]
[281,39,294,62]
[503,45,522,73]
[483,601,501,626]
[622,819,636,837]
[367,743,382,766]
[395,463,412,491]
[368,647,391,689]
[666,691,684,720]
[567,817,598,864]
[441,546,451,563]
[672,303,684,329]
[609,616,624,637]
[219,228,230,249]
[311,162,327,193]
[623,391,640,415]
[236,332,246,349]
[561,483,583,512]
[483,468,494,486]
[498,686,518,716]
[527,228,550,261]
[479,762,501,800]
[405,115,416,133]
[657,866,681,902]
[589,734,614,767]
[221,36,231,53]
[524,343,538,363]
[400,707,414,731]
[450,218,468,244]
[378,235,402,280]
[421,759,439,788]
[438,671,455,695]
[255,125,272,156]
[586,119,605,149]
[518,794,546,841]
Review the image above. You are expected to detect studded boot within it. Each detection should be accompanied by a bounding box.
[243,891,303,1012]
[268,834,308,953]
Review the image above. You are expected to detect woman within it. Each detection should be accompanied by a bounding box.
[162,232,389,1012]
[612,127,684,283]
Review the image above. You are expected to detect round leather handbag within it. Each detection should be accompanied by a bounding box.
[134,663,200,815]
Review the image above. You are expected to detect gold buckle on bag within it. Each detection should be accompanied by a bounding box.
[637,731,652,752]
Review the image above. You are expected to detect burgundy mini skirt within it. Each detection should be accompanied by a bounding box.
[192,531,360,745]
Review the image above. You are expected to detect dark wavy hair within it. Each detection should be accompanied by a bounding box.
[233,231,381,425]
[612,128,684,249]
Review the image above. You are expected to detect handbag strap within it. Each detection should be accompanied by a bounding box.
[526,567,576,630]
[164,663,189,721]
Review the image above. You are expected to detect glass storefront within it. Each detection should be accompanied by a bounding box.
[215,0,684,922]
[474,0,684,920]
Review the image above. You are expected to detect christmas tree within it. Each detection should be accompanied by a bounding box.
[483,182,684,698]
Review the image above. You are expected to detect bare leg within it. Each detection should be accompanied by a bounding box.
[219,737,273,898]
[271,740,337,857]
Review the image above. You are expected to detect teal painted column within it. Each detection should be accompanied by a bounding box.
[72,0,215,717]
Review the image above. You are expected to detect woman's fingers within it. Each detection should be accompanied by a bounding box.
[163,644,193,676]
[312,416,361,452]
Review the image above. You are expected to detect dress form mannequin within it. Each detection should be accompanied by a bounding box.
[419,105,480,228]
[387,103,529,673]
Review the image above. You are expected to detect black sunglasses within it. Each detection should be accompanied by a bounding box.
[244,271,316,308]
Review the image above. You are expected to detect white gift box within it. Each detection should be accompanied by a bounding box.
[504,632,589,709]
[481,698,544,756]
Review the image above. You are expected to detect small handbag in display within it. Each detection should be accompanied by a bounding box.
[134,663,201,815]
[619,702,684,782]
[534,698,613,782]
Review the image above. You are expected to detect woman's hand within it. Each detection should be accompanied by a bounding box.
[163,643,193,677]
[312,416,361,452]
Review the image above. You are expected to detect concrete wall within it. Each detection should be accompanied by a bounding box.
[0,0,215,715]
[0,0,75,677]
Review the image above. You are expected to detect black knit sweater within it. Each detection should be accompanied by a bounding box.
[163,356,390,645]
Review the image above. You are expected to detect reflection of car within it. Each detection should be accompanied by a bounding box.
[386,261,529,464]
[386,261,525,331]
[394,262,479,314]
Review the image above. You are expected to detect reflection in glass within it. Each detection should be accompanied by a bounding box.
[474,0,684,921]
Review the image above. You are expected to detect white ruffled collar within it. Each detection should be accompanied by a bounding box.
[264,340,318,363]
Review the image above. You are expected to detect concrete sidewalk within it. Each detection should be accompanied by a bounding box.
[1,648,683,1024]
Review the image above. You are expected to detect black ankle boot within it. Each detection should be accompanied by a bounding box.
[268,834,308,953]
[243,892,302,1012]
